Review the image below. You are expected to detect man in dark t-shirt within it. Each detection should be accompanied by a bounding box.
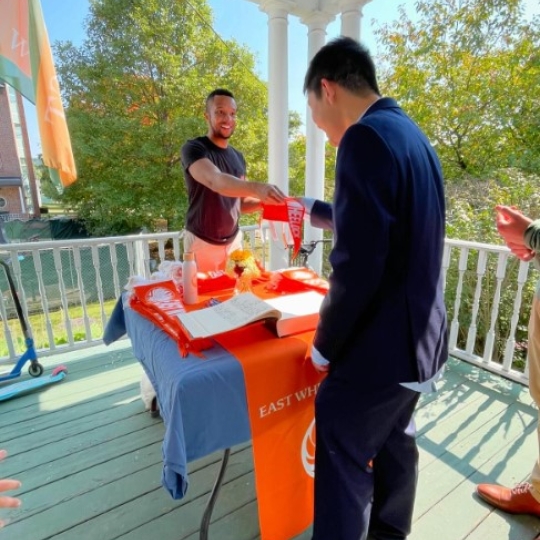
[181,89,285,272]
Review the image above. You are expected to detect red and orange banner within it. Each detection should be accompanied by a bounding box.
[0,0,77,186]
[262,198,306,258]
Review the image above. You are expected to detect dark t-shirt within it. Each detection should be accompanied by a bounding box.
[181,136,246,245]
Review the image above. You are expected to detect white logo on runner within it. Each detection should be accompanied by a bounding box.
[147,287,174,303]
[301,418,316,478]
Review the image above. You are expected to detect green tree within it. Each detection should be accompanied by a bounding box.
[288,111,337,201]
[35,156,62,201]
[373,1,540,361]
[375,0,540,182]
[55,0,269,235]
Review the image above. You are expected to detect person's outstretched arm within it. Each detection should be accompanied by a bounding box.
[189,158,285,203]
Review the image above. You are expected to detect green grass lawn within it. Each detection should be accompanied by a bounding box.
[0,299,118,358]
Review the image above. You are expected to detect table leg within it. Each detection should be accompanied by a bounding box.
[200,448,231,540]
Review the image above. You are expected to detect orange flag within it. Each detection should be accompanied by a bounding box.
[0,0,77,186]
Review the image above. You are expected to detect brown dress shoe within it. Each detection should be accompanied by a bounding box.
[476,482,540,516]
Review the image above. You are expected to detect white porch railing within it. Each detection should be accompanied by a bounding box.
[443,239,533,385]
[0,231,534,387]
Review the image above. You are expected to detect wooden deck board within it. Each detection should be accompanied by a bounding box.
[1,344,539,540]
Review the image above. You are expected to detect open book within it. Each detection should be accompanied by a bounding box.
[176,291,325,339]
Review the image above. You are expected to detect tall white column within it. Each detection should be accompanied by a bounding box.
[339,0,372,40]
[301,13,332,275]
[260,0,293,270]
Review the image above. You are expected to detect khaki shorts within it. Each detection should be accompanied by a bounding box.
[183,230,243,273]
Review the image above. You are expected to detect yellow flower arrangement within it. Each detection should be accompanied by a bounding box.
[227,249,261,279]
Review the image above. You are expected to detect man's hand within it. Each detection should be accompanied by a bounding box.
[251,183,286,204]
[311,346,330,373]
[495,205,532,248]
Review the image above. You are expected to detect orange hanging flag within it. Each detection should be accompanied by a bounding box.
[0,0,77,187]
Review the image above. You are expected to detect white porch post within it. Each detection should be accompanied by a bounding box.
[339,0,372,40]
[260,0,292,270]
[301,13,332,275]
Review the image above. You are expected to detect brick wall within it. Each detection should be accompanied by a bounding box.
[0,186,23,213]
[0,84,26,216]
[0,85,22,176]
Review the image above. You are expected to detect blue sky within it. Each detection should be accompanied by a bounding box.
[25,0,537,157]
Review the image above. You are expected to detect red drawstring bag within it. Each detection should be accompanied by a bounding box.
[271,267,329,295]
[129,280,212,357]
[196,271,236,293]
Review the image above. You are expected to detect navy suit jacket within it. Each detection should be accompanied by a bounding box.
[312,98,448,390]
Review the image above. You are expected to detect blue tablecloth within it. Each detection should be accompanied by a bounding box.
[103,295,251,499]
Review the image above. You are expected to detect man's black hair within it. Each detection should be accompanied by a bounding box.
[303,36,380,97]
[206,89,235,110]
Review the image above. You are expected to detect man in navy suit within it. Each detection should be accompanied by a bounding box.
[302,37,448,540]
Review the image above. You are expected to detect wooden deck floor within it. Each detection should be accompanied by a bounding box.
[2,341,540,540]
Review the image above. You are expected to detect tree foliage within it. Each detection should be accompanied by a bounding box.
[288,113,337,201]
[35,156,62,201]
[55,0,269,235]
[375,0,540,182]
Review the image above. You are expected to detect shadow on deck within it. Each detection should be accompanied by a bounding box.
[1,342,539,540]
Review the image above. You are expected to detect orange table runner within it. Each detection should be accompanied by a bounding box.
[212,284,325,540]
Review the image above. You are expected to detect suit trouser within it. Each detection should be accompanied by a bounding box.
[312,376,420,540]
[527,295,540,502]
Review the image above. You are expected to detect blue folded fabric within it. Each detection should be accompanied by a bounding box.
[121,294,252,499]
[103,296,127,345]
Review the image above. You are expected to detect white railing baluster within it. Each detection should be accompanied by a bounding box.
[125,242,136,277]
[91,245,107,328]
[141,238,152,277]
[449,247,469,350]
[442,243,451,294]
[133,238,148,278]
[157,239,166,266]
[502,260,530,372]
[53,246,74,346]
[32,248,55,350]
[173,233,182,261]
[110,243,122,300]
[483,251,509,365]
[72,246,92,342]
[465,250,487,355]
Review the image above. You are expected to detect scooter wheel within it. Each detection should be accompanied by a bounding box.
[28,362,44,377]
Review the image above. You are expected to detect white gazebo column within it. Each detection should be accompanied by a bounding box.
[301,13,332,275]
[339,0,372,40]
[260,1,293,270]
